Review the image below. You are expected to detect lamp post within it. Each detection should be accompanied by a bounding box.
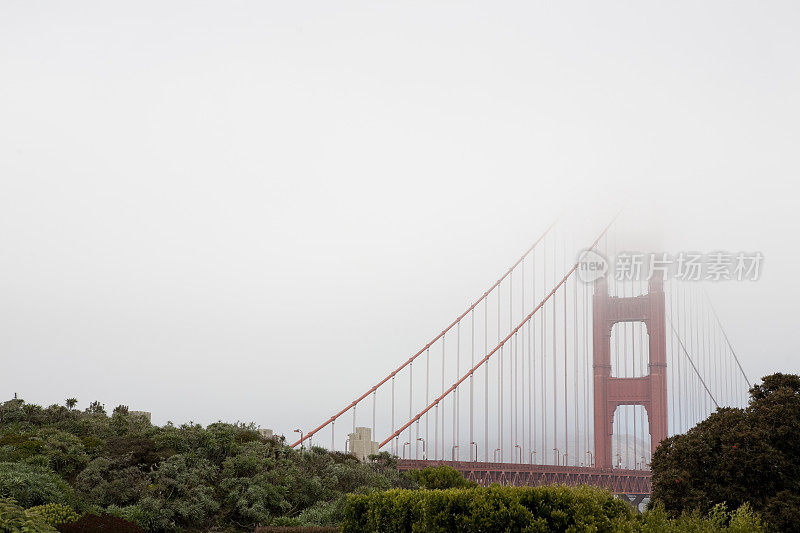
[417,437,426,459]
[553,448,561,466]
[514,444,522,463]
[470,442,478,462]
[451,445,459,461]
[493,448,501,462]
[293,429,304,450]
[529,450,537,465]
[402,442,411,459]
[586,450,594,467]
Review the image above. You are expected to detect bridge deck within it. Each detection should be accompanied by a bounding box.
[397,459,651,501]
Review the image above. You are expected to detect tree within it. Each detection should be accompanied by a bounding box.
[86,401,105,416]
[137,454,219,530]
[65,399,77,411]
[651,373,800,532]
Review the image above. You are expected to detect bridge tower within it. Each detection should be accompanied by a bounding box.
[592,275,668,469]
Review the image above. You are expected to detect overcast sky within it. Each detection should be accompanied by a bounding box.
[1,2,798,437]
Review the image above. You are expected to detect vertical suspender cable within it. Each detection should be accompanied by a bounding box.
[581,276,593,460]
[530,253,535,461]
[676,282,683,433]
[522,258,526,461]
[498,285,502,461]
[485,299,489,462]
[456,322,461,460]
[391,376,395,454]
[563,281,568,465]
[409,362,413,457]
[623,279,629,468]
[510,273,515,457]
[553,234,558,463]
[632,279,637,466]
[498,345,503,461]
[573,273,578,467]
[470,309,475,460]
[441,334,446,459]
[542,233,547,463]
[425,348,429,456]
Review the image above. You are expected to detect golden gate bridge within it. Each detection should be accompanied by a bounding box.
[290,211,751,505]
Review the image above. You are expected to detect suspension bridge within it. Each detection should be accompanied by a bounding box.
[290,212,751,505]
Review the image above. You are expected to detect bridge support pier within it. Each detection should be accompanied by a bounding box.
[593,276,668,470]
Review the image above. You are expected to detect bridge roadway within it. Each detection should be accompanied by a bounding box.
[396,459,651,508]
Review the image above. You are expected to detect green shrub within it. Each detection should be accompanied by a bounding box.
[74,457,147,507]
[297,496,347,527]
[638,503,765,532]
[404,466,476,490]
[104,504,153,530]
[0,497,56,533]
[0,462,73,508]
[0,433,44,462]
[25,503,79,527]
[342,485,634,532]
[344,486,766,533]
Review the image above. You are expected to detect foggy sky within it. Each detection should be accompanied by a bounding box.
[1,1,799,438]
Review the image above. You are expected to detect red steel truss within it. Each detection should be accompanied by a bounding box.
[397,459,651,498]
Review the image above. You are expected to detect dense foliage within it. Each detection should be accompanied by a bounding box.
[651,373,800,532]
[342,486,764,532]
[25,503,79,528]
[0,384,784,532]
[343,485,633,532]
[403,465,477,490]
[0,398,415,531]
[0,498,56,533]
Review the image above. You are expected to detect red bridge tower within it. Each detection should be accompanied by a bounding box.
[593,276,668,469]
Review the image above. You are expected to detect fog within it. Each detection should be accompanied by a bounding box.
[1,2,798,439]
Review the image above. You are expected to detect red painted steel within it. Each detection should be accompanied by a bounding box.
[397,459,651,496]
[592,276,668,470]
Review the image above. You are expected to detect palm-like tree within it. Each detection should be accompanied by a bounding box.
[65,398,77,410]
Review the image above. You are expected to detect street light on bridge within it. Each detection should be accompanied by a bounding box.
[417,437,426,459]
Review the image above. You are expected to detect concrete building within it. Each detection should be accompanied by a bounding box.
[258,428,274,439]
[347,426,379,461]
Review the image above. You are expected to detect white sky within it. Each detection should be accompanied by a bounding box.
[1,2,799,436]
